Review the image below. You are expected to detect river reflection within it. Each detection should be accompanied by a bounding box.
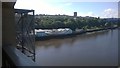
[35,29,118,66]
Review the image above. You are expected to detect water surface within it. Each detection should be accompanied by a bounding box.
[35,29,118,66]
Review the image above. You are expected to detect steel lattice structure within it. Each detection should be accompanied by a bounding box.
[15,9,35,61]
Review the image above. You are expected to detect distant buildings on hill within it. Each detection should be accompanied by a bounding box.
[74,12,77,17]
[35,12,119,19]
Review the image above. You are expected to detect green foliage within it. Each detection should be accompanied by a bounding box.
[35,15,118,30]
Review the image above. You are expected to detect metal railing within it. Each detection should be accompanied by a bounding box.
[15,9,35,61]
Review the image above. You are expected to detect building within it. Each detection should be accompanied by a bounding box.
[2,1,36,67]
[74,12,77,17]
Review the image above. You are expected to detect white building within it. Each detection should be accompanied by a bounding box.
[35,28,73,36]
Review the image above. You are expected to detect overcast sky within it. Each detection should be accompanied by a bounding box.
[14,0,119,18]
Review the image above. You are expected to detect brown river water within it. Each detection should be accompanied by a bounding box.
[35,29,118,66]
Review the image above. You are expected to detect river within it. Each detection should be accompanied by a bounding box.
[35,29,118,66]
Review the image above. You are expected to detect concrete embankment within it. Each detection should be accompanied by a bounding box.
[35,27,118,41]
